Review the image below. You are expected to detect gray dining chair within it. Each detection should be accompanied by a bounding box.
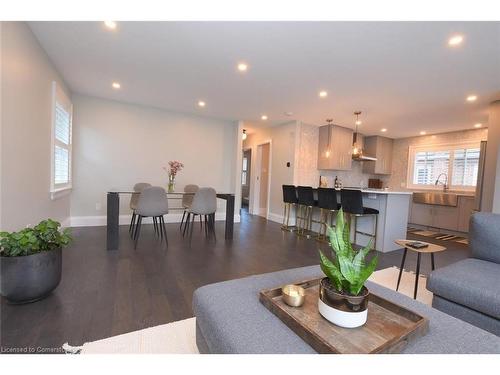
[133,186,169,249]
[184,187,217,242]
[129,182,152,236]
[180,184,199,231]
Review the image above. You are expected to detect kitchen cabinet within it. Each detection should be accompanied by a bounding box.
[457,196,476,232]
[409,195,475,233]
[362,136,394,175]
[317,124,353,171]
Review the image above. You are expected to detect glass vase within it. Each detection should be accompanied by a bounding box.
[168,175,175,193]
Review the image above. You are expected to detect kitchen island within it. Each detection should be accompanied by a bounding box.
[312,188,413,253]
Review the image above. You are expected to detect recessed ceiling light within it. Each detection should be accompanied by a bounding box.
[112,82,121,89]
[448,35,464,46]
[284,112,293,117]
[319,90,328,98]
[466,95,478,102]
[104,21,117,30]
[420,131,427,135]
[261,115,268,121]
[474,123,483,128]
[381,128,387,132]
[237,63,248,72]
[198,100,206,108]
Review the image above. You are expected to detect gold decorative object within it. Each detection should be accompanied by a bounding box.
[282,284,306,307]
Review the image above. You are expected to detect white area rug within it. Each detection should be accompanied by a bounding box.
[64,317,198,354]
[65,267,431,354]
[369,266,432,306]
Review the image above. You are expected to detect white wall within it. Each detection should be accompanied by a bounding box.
[488,100,500,213]
[70,94,238,225]
[1,22,71,231]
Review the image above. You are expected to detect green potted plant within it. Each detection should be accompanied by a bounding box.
[0,219,71,304]
[318,208,378,328]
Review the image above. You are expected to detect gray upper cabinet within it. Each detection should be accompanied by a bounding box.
[317,125,353,171]
[362,136,394,175]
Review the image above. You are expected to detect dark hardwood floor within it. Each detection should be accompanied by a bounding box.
[0,209,469,351]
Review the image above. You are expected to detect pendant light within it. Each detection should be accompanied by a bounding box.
[352,111,362,156]
[325,119,333,158]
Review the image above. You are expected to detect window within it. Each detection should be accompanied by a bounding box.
[51,82,73,199]
[407,142,480,191]
[241,156,248,185]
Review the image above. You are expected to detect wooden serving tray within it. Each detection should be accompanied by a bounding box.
[259,278,429,354]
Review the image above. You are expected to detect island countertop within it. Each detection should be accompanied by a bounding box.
[312,187,413,195]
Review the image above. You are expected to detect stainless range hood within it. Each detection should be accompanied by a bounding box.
[351,132,377,161]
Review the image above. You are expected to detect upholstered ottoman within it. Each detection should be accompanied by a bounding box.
[193,266,500,354]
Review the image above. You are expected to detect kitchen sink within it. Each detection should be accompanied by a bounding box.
[412,192,458,207]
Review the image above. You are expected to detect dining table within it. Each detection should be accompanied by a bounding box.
[106,190,235,250]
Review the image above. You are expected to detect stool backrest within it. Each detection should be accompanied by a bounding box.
[136,186,169,217]
[297,186,315,206]
[317,188,338,210]
[182,184,199,207]
[282,185,298,204]
[190,187,217,215]
[340,189,364,214]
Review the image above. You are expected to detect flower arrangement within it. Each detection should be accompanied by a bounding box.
[163,160,184,192]
[164,160,184,177]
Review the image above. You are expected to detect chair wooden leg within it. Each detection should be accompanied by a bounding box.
[158,216,163,241]
[183,213,191,237]
[134,215,142,249]
[129,212,136,234]
[204,215,208,237]
[180,210,186,230]
[199,214,203,229]
[189,214,195,245]
[211,213,216,240]
[161,216,168,247]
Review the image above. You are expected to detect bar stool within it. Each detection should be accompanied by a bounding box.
[316,188,341,241]
[296,186,317,238]
[340,189,379,249]
[281,185,298,231]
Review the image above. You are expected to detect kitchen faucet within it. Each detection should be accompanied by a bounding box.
[434,173,449,192]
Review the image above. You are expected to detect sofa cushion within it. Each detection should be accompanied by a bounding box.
[469,212,500,264]
[427,258,500,319]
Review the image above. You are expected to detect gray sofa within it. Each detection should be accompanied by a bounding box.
[427,212,500,336]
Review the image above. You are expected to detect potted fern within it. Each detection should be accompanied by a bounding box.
[0,219,71,304]
[318,208,378,328]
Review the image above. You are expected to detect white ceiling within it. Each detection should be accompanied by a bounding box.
[29,21,500,138]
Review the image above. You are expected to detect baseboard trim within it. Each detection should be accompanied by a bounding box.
[70,213,240,227]
[267,212,296,226]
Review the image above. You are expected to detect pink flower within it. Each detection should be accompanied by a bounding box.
[164,160,184,176]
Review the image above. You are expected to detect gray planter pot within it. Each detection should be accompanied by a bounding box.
[0,248,62,304]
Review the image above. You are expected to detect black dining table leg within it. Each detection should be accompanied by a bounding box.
[396,248,407,291]
[107,192,119,250]
[224,194,235,240]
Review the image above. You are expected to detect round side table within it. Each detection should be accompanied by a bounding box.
[394,239,447,300]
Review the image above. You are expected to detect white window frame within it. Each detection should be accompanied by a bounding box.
[50,82,73,200]
[406,141,480,192]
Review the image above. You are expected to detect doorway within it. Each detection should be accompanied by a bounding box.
[241,149,251,209]
[253,142,271,218]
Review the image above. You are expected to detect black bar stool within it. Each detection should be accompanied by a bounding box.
[340,189,379,249]
[316,188,341,241]
[296,186,317,238]
[281,185,298,231]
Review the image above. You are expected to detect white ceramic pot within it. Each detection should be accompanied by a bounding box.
[318,277,369,328]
